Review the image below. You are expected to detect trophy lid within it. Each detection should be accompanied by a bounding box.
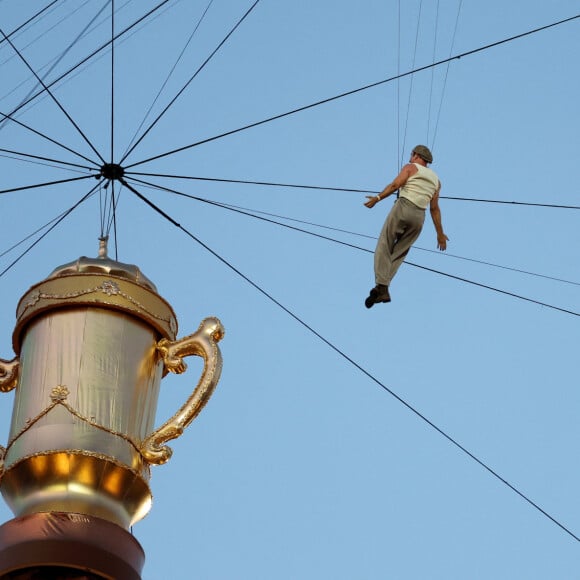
[12,237,178,352]
[47,237,157,292]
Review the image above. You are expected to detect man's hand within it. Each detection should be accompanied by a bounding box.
[364,196,379,208]
[437,234,449,251]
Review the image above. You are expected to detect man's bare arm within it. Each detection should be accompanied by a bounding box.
[429,183,448,251]
[364,164,416,208]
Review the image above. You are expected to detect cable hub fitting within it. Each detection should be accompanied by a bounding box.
[100,163,125,181]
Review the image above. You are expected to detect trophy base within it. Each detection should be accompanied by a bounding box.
[0,512,145,579]
[1,452,152,528]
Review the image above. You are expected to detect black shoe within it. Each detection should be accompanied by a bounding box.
[375,284,391,303]
[364,287,378,309]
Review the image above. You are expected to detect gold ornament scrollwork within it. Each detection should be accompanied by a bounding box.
[3,385,146,468]
[140,317,224,465]
[0,357,19,393]
[18,281,174,333]
[50,385,70,402]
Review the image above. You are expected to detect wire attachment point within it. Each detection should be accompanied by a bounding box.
[100,163,125,181]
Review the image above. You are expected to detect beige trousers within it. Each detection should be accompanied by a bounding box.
[374,197,425,286]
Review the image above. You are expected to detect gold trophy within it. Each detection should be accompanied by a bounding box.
[0,239,224,578]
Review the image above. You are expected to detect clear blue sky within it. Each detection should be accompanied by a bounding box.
[1,2,579,578]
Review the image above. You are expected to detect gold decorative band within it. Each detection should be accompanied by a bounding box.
[2,385,148,475]
[13,273,178,352]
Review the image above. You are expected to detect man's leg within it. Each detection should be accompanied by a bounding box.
[366,200,424,307]
[383,200,425,284]
[366,202,403,307]
[374,202,404,286]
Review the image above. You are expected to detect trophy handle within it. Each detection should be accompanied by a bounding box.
[140,317,224,465]
[0,357,19,393]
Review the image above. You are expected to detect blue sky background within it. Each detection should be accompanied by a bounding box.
[0,1,579,578]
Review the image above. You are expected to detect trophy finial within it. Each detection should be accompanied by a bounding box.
[98,236,109,259]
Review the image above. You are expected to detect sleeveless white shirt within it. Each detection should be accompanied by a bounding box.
[399,164,439,209]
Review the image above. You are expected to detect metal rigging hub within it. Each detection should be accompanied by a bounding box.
[99,162,125,181]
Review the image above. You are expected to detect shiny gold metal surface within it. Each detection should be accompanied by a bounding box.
[4,308,163,476]
[0,357,18,392]
[1,453,151,528]
[0,249,224,529]
[14,273,178,352]
[142,316,224,465]
[50,246,157,291]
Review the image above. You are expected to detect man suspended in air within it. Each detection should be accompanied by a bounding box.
[364,145,448,308]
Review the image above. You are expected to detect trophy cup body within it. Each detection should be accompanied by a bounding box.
[0,253,224,531]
